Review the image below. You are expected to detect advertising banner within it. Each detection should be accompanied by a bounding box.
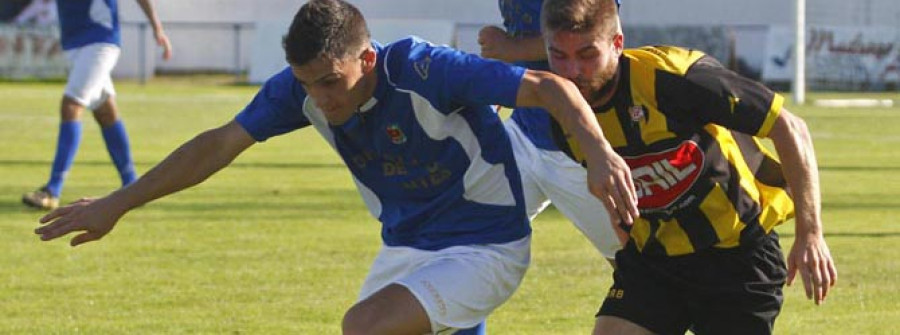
[763,25,900,90]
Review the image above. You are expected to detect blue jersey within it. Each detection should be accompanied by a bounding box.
[236,37,531,250]
[56,0,120,50]
[500,0,558,151]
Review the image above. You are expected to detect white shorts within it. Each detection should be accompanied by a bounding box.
[64,43,120,110]
[358,236,531,334]
[504,119,622,259]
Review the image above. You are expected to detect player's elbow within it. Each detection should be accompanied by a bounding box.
[517,69,575,108]
[770,109,811,143]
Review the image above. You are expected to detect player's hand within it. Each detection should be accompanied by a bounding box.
[154,30,173,61]
[34,197,124,247]
[478,26,513,62]
[787,231,837,305]
[585,145,639,227]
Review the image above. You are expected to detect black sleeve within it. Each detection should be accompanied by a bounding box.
[656,55,782,136]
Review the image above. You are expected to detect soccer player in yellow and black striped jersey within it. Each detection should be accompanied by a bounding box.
[540,0,837,334]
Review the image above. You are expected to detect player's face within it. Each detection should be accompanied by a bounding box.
[546,29,622,104]
[291,51,371,125]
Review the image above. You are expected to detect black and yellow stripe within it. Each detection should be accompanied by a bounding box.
[554,46,793,256]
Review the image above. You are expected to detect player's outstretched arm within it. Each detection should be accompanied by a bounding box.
[515,69,638,226]
[35,121,256,246]
[135,0,173,60]
[768,108,837,305]
[478,26,547,63]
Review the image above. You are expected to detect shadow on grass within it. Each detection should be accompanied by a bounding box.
[819,165,900,171]
[0,198,48,215]
[822,202,900,210]
[0,199,361,223]
[143,201,347,214]
[136,187,363,214]
[0,159,344,170]
[779,232,900,238]
[6,160,897,172]
[133,201,364,223]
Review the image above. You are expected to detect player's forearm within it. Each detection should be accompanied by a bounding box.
[110,123,253,211]
[508,35,549,62]
[518,70,613,159]
[135,0,166,34]
[769,109,823,236]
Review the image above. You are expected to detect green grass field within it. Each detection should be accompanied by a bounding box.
[1,77,898,334]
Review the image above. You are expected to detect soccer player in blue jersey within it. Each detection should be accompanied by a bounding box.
[34,0,638,333]
[22,0,172,210]
[480,0,626,264]
[540,0,837,334]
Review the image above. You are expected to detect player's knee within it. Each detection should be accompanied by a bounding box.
[593,316,655,335]
[93,109,118,127]
[60,97,85,121]
[342,302,381,335]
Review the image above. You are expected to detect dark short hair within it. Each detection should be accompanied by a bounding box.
[283,0,370,66]
[542,0,618,38]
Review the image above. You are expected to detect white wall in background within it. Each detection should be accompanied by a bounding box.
[111,0,900,79]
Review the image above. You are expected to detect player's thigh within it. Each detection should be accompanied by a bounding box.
[597,244,692,335]
[398,247,529,333]
[343,283,431,335]
[536,149,622,258]
[64,43,119,109]
[92,96,120,126]
[689,295,782,335]
[503,119,550,218]
[353,247,435,334]
[357,244,426,302]
[593,316,655,335]
[358,237,529,333]
[689,235,787,335]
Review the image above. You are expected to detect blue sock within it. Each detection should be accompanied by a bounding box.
[101,120,137,186]
[46,120,83,197]
[456,322,486,335]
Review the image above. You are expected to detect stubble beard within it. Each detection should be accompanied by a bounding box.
[587,63,619,106]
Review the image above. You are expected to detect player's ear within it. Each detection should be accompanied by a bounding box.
[360,47,377,73]
[612,33,624,56]
[612,15,624,56]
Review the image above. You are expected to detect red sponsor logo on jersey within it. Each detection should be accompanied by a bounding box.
[624,141,704,210]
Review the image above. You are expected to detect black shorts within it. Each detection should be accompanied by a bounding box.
[597,233,788,335]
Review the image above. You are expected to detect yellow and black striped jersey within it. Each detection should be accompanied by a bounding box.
[553,46,794,256]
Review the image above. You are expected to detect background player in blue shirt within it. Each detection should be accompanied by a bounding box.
[22,0,172,210]
[479,0,626,264]
[35,0,638,333]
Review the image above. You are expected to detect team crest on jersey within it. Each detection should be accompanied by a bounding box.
[624,141,704,211]
[629,105,647,122]
[414,55,432,80]
[386,124,407,144]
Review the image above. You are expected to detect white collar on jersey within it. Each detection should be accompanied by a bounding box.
[358,96,378,113]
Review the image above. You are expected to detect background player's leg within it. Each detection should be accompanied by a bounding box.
[47,97,85,196]
[342,283,431,335]
[23,97,84,209]
[94,97,137,186]
[536,150,626,264]
[504,120,551,220]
